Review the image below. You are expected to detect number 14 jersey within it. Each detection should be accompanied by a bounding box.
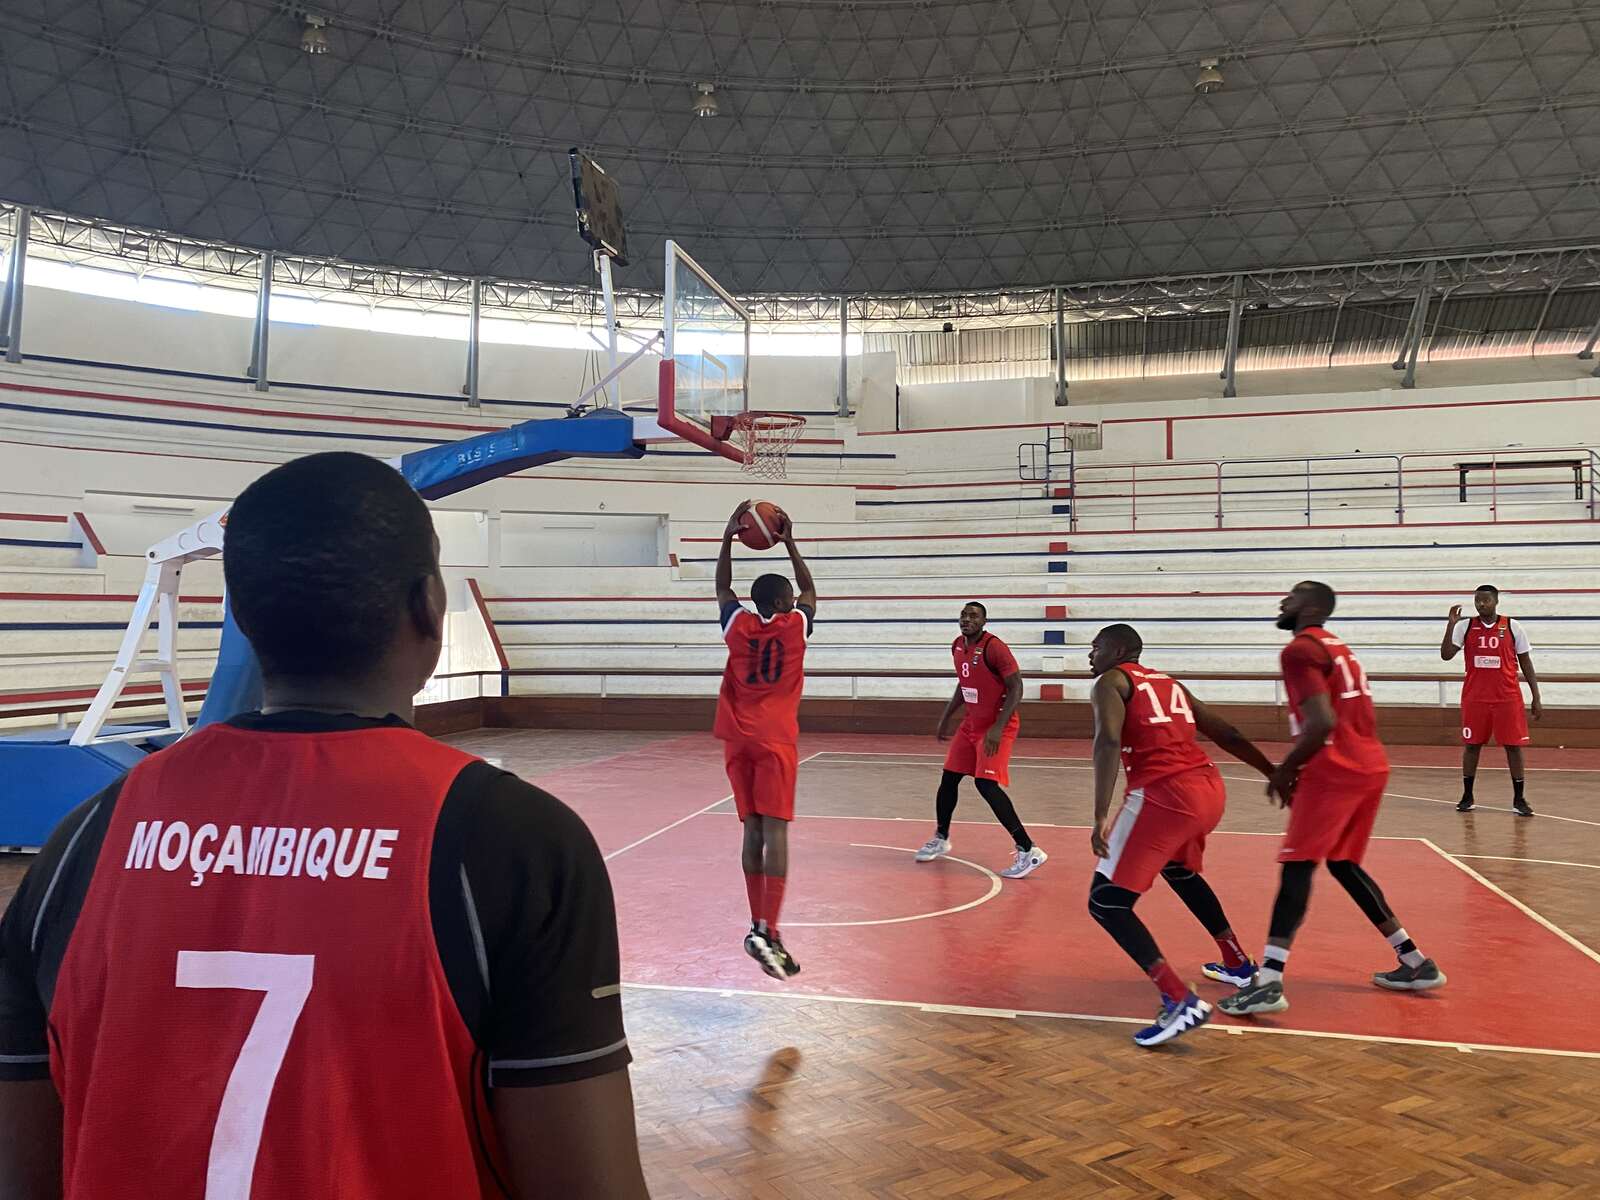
[715,603,812,744]
[1115,661,1214,790]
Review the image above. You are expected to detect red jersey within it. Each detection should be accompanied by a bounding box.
[1456,615,1527,702]
[47,722,507,1199]
[1281,626,1388,776]
[1114,661,1214,791]
[952,632,1020,731]
[715,604,811,743]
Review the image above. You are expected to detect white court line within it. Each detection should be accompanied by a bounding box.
[812,754,1600,828]
[1454,854,1600,871]
[783,844,1002,928]
[1383,789,1600,828]
[810,751,1600,774]
[621,981,1600,1061]
[603,751,825,862]
[1419,838,1600,967]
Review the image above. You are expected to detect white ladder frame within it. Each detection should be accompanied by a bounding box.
[70,508,229,746]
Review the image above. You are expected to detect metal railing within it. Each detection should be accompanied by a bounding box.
[1064,446,1600,531]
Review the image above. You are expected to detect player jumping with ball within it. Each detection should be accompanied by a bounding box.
[714,500,816,981]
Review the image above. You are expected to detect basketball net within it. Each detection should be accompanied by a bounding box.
[729,411,806,479]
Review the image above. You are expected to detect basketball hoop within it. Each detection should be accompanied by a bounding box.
[728,411,806,479]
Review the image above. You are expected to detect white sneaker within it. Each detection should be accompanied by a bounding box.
[1001,846,1048,879]
[913,835,951,862]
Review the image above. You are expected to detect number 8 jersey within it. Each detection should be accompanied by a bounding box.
[714,603,812,744]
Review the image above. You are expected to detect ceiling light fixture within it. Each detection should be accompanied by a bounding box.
[301,14,330,55]
[691,82,719,118]
[1194,58,1223,95]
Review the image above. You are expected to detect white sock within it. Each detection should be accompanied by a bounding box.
[1258,947,1289,985]
[1387,928,1425,968]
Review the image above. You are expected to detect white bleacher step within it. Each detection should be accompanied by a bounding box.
[495,617,1600,650]
[1053,521,1600,552]
[678,555,1057,580]
[1059,543,1600,575]
[0,567,109,594]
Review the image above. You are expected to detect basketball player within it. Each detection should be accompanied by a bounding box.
[1222,581,1445,1017]
[1442,585,1542,816]
[714,500,816,981]
[1088,624,1274,1047]
[0,453,648,1199]
[915,602,1047,879]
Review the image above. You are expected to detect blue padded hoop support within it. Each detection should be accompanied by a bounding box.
[192,408,642,730]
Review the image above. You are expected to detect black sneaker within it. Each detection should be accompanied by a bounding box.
[1374,958,1447,991]
[767,933,801,978]
[1218,978,1288,1016]
[1456,796,1475,812]
[744,925,786,980]
[1513,798,1535,818]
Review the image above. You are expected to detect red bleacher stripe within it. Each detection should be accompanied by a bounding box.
[480,586,1600,603]
[857,421,1070,437]
[0,679,209,706]
[1045,605,1067,619]
[0,593,222,603]
[0,512,70,523]
[1048,541,1069,553]
[467,578,510,672]
[1039,684,1065,701]
[72,512,106,556]
[677,530,1070,544]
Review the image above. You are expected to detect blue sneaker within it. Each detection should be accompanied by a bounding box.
[1201,960,1256,988]
[1133,991,1212,1048]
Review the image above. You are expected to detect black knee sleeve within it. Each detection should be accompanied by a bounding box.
[973,778,1031,850]
[1089,873,1160,970]
[934,770,962,836]
[1268,860,1316,942]
[1327,859,1395,928]
[1160,863,1232,938]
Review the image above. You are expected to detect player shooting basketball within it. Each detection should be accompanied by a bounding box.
[714,500,816,981]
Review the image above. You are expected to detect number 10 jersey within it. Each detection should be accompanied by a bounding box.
[714,603,812,744]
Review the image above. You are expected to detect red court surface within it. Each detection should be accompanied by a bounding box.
[515,733,1600,1060]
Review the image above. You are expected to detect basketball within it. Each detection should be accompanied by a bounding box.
[737,501,788,550]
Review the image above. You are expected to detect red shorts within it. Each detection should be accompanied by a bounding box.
[1280,764,1388,864]
[723,739,798,822]
[1461,699,1530,747]
[943,722,1018,786]
[1097,767,1226,894]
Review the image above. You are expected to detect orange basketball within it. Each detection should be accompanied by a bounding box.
[737,501,788,550]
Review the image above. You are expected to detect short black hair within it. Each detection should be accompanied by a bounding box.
[751,573,792,613]
[1296,580,1338,616]
[1475,584,1500,597]
[1097,623,1143,659]
[963,601,987,617]
[224,452,438,679]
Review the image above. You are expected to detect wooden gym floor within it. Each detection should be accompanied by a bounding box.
[466,728,1600,1199]
[6,727,1599,1197]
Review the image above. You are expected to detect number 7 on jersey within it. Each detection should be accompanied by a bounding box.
[177,950,315,1199]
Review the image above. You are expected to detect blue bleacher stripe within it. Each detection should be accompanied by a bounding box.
[1048,561,1068,573]
[0,622,225,631]
[1051,504,1071,514]
[0,538,82,550]
[1043,630,1066,644]
[0,397,442,447]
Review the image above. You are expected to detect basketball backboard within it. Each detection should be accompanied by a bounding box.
[656,240,750,464]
